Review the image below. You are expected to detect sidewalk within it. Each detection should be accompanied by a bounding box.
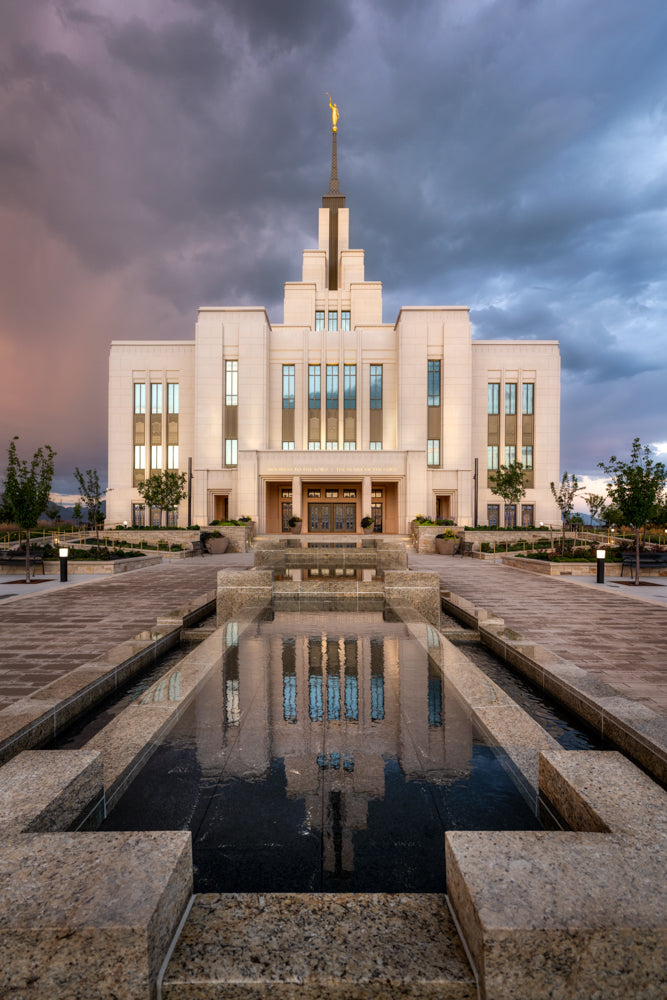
[0,555,252,711]
[409,553,667,718]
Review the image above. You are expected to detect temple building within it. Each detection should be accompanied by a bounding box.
[107,120,561,533]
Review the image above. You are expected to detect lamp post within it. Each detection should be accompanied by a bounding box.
[596,549,605,585]
[59,547,69,583]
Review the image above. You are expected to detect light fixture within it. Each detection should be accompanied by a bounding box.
[596,548,605,585]
[59,547,69,583]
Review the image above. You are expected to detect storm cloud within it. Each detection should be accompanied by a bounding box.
[1,0,665,493]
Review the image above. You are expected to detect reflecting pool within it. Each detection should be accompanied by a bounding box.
[101,611,542,892]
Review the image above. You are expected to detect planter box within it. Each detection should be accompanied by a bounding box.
[40,555,163,575]
[499,555,627,577]
[412,524,463,554]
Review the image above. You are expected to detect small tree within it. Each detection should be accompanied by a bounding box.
[72,501,83,530]
[74,468,108,543]
[550,472,582,551]
[3,437,56,583]
[584,493,608,528]
[598,438,667,585]
[137,470,187,527]
[490,461,526,528]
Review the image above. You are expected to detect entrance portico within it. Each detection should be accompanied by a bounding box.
[260,450,405,534]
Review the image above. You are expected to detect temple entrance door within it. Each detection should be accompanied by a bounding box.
[281,502,293,532]
[309,503,355,532]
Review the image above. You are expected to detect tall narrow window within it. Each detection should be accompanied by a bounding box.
[225,361,238,405]
[315,310,325,331]
[427,439,440,466]
[522,445,533,469]
[151,444,162,468]
[344,365,356,409]
[328,310,338,331]
[522,383,534,414]
[370,365,383,409]
[487,445,499,470]
[326,365,338,409]
[134,384,145,414]
[282,365,295,409]
[134,445,145,469]
[167,383,179,414]
[428,361,441,406]
[505,383,516,415]
[225,439,238,466]
[167,445,179,469]
[341,310,351,331]
[308,365,320,409]
[488,383,499,414]
[151,383,162,414]
[505,445,516,465]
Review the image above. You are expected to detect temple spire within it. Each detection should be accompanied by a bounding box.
[323,95,345,290]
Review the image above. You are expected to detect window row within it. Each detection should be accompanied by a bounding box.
[487,382,534,415]
[286,441,382,451]
[134,382,179,415]
[315,310,351,332]
[134,445,180,470]
[487,445,534,470]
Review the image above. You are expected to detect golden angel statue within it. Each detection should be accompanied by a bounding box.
[326,93,340,132]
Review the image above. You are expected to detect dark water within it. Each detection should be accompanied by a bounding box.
[456,641,605,751]
[101,612,542,892]
[43,646,186,749]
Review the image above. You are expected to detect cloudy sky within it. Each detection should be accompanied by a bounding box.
[1,0,666,501]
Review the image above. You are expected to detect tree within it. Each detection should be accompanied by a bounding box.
[550,472,582,551]
[598,438,667,585]
[137,470,187,527]
[3,437,56,583]
[72,502,83,529]
[74,468,108,543]
[490,461,526,528]
[584,493,608,527]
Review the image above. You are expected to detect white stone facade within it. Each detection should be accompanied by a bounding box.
[108,184,561,533]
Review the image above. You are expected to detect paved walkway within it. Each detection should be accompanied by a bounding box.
[0,555,252,711]
[410,553,667,718]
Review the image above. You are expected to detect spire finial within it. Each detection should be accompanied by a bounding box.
[325,94,341,196]
[322,94,345,290]
[326,93,340,132]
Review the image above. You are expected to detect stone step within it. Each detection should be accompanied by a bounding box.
[160,892,476,999]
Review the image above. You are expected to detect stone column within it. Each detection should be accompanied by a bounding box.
[362,476,372,527]
[292,476,302,523]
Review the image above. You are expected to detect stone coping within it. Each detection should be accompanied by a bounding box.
[0,590,216,768]
[441,589,667,785]
[161,893,476,999]
[446,749,667,1000]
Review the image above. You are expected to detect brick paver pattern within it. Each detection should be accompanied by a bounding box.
[410,554,667,718]
[0,557,251,711]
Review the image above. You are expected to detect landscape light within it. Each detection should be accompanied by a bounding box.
[59,547,69,583]
[596,548,605,585]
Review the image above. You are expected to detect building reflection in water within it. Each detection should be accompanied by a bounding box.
[219,611,473,882]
